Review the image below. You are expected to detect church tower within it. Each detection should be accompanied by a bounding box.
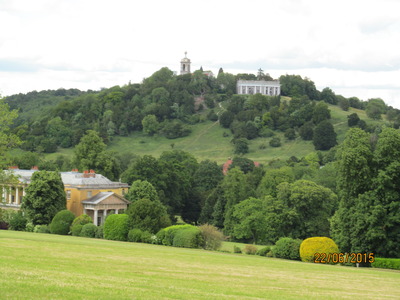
[180,51,191,75]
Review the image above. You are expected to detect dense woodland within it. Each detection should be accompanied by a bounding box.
[2,67,400,258]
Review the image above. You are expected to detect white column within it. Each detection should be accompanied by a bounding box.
[15,187,19,205]
[1,186,4,203]
[83,208,87,215]
[103,209,108,221]
[94,210,98,226]
[115,209,119,215]
[8,186,12,203]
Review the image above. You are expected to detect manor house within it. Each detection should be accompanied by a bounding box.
[0,168,129,226]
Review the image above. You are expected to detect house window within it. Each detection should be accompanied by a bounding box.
[66,190,71,200]
[87,191,92,198]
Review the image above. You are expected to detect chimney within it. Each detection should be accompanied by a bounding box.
[89,169,96,178]
[8,166,19,170]
[31,166,39,170]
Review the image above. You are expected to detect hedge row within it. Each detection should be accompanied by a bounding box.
[372,258,400,270]
[156,225,204,248]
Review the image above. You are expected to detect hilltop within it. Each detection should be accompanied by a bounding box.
[4,68,397,169]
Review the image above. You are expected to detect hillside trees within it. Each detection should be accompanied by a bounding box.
[313,120,337,150]
[21,171,66,225]
[331,127,400,257]
[0,98,21,167]
[73,130,106,170]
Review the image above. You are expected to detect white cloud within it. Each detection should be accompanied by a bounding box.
[1,0,400,108]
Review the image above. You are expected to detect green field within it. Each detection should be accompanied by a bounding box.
[1,231,399,299]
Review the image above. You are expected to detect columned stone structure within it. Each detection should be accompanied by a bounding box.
[1,168,130,220]
[82,192,130,225]
[237,79,281,96]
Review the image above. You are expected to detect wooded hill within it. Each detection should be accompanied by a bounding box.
[4,67,398,170]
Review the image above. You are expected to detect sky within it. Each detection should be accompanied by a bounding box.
[1,0,400,107]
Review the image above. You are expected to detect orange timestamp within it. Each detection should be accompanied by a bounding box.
[314,252,375,264]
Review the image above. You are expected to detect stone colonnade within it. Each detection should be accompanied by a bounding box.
[1,185,25,206]
[83,208,121,226]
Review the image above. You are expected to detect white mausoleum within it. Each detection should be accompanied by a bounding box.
[237,79,280,96]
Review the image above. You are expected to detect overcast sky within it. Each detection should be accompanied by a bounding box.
[1,0,399,107]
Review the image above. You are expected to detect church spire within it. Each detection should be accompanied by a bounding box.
[180,51,191,75]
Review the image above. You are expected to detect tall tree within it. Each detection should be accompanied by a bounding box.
[231,197,268,244]
[0,98,21,168]
[21,171,66,225]
[313,120,337,150]
[221,167,250,235]
[73,130,106,171]
[125,180,159,203]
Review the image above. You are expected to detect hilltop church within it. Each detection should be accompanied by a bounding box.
[179,52,280,96]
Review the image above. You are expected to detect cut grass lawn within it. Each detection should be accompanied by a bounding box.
[1,231,399,299]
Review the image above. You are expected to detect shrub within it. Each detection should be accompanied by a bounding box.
[256,246,271,257]
[9,211,28,231]
[300,237,339,263]
[128,228,143,243]
[172,226,204,248]
[233,245,242,254]
[34,224,50,234]
[80,223,97,238]
[269,137,281,147]
[199,224,224,250]
[71,214,92,228]
[71,224,83,236]
[243,244,257,255]
[273,237,302,260]
[95,225,104,239]
[25,222,35,232]
[103,214,129,241]
[49,210,75,235]
[372,258,400,270]
[156,225,193,246]
[141,231,153,243]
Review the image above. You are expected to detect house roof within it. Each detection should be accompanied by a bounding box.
[5,169,129,188]
[82,192,130,205]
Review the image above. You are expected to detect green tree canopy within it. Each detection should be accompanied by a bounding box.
[126,180,159,202]
[73,130,106,171]
[231,197,268,244]
[313,120,337,150]
[21,171,66,225]
[126,198,171,234]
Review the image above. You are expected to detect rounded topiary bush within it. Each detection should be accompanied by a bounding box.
[49,210,75,235]
[80,223,97,238]
[71,214,92,228]
[156,225,193,246]
[172,226,204,248]
[103,214,129,241]
[128,228,143,243]
[273,237,302,260]
[34,224,50,234]
[300,237,339,263]
[95,225,104,239]
[71,224,84,236]
[256,246,271,257]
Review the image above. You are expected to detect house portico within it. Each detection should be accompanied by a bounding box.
[82,192,130,225]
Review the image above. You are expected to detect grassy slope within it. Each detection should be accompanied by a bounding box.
[44,103,390,165]
[1,231,399,300]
